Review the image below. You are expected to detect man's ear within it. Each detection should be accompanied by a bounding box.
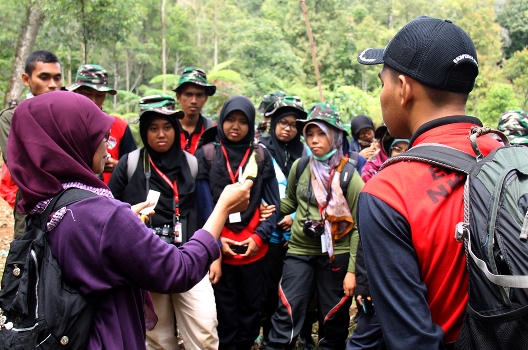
[399,75,414,107]
[21,73,30,87]
[176,92,181,103]
[204,95,209,103]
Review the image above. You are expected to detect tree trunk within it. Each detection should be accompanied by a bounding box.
[300,0,324,102]
[161,0,167,92]
[4,0,45,106]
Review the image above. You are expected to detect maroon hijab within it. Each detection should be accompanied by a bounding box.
[7,91,114,214]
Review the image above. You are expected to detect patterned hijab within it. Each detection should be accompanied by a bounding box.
[303,121,354,259]
[7,91,114,214]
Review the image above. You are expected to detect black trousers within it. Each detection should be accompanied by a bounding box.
[266,253,352,350]
[214,257,267,350]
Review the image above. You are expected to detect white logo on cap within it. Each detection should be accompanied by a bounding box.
[453,54,478,66]
[358,48,378,63]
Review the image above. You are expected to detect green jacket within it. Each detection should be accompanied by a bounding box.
[0,106,15,164]
[280,158,363,273]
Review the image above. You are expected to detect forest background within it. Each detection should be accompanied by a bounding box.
[1,0,527,144]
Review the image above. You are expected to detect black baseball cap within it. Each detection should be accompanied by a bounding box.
[357,16,478,93]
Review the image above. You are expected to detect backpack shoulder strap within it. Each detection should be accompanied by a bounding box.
[36,188,98,230]
[379,143,476,174]
[183,151,198,179]
[347,151,359,169]
[203,117,214,130]
[339,159,357,196]
[295,156,310,184]
[127,148,141,181]
[202,143,215,171]
[254,144,265,174]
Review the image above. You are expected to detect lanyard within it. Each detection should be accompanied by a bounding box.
[149,158,180,220]
[220,143,252,184]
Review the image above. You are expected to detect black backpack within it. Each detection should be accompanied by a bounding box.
[0,188,99,349]
[381,126,528,349]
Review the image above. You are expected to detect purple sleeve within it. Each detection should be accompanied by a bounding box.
[49,197,220,295]
[358,192,444,350]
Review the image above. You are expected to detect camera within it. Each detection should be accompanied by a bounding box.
[303,220,324,239]
[229,244,249,255]
[153,225,175,244]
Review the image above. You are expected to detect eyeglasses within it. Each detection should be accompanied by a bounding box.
[358,129,373,137]
[277,119,297,130]
[103,130,111,144]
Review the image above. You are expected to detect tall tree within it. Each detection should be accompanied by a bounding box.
[5,0,45,105]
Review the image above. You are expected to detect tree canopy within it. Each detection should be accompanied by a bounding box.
[1,0,527,127]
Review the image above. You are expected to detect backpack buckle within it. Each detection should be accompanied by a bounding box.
[455,222,468,242]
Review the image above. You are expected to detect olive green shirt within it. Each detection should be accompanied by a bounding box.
[280,158,363,273]
[0,107,15,164]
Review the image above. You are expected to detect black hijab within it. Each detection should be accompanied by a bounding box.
[260,107,305,177]
[197,96,274,232]
[124,111,196,227]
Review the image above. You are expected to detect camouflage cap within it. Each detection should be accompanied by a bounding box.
[66,64,117,95]
[174,67,216,96]
[132,94,182,123]
[297,103,350,135]
[258,90,286,115]
[264,95,307,119]
[497,110,528,145]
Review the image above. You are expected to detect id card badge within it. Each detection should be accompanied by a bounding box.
[174,222,182,243]
[321,232,330,253]
[229,212,242,223]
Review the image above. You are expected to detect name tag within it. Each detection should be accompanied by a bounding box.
[229,212,242,223]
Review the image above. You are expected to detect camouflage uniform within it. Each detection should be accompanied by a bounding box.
[67,64,136,184]
[66,64,117,95]
[174,67,216,96]
[256,90,286,140]
[297,102,351,134]
[497,110,528,145]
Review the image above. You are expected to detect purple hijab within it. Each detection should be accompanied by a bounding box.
[7,91,114,214]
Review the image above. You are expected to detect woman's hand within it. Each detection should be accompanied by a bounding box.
[220,237,238,257]
[343,272,356,297]
[130,201,155,223]
[209,256,222,284]
[259,201,276,222]
[277,215,293,232]
[240,237,260,258]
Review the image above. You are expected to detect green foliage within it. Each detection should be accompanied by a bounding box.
[0,0,517,121]
[497,0,528,58]
[326,86,378,124]
[477,84,519,126]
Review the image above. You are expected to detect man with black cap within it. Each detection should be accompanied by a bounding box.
[355,16,502,349]
[174,67,216,155]
[66,64,136,184]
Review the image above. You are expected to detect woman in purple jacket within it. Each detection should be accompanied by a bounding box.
[6,91,252,350]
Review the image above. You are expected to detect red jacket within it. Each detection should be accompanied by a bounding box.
[359,117,502,348]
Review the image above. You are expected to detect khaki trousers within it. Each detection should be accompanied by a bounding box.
[146,274,219,350]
